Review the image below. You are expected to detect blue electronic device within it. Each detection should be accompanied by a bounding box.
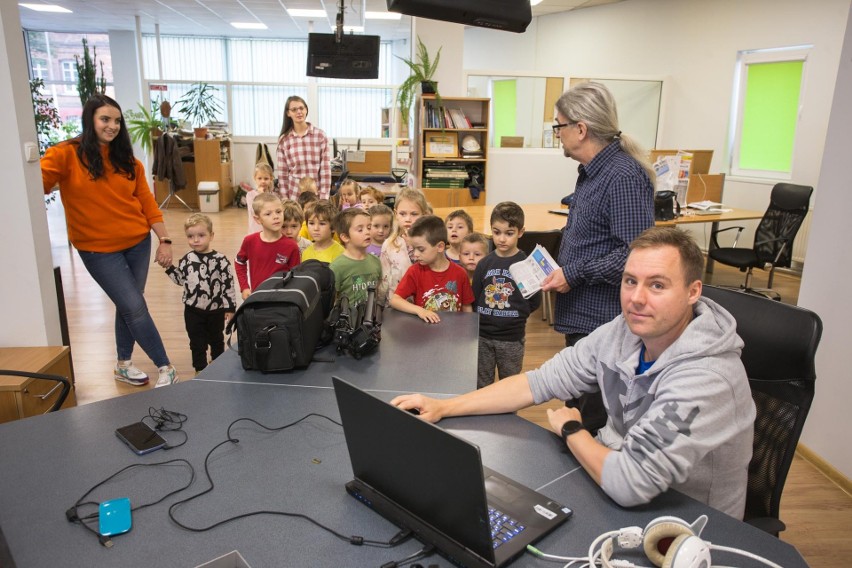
[99,498,132,537]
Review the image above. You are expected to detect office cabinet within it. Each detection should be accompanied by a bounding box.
[0,346,76,424]
[154,138,233,211]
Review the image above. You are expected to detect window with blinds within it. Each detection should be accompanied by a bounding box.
[142,35,395,139]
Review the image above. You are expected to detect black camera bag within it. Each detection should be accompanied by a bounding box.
[226,261,334,372]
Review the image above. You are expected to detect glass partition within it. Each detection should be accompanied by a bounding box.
[467,74,663,151]
[467,74,563,148]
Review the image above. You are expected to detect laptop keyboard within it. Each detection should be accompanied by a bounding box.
[489,507,525,549]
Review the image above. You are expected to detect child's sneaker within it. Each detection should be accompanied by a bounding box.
[114,361,149,386]
[155,365,179,388]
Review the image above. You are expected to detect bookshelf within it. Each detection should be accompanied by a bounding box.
[416,96,489,197]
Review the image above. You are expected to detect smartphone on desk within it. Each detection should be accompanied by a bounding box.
[115,422,166,455]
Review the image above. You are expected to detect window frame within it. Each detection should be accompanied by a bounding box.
[729,46,811,180]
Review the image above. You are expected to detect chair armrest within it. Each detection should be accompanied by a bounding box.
[710,226,745,249]
[0,369,71,413]
[744,516,786,537]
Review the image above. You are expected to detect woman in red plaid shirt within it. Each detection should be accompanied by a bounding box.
[276,95,332,201]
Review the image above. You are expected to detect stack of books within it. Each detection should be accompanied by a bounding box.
[423,164,468,188]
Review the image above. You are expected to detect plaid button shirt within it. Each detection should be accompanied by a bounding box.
[554,141,655,335]
[276,123,331,200]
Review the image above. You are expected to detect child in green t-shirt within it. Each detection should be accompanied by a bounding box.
[330,208,381,308]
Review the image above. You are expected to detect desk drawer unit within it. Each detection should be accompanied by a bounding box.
[0,346,76,423]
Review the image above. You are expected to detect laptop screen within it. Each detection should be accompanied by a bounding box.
[333,377,494,562]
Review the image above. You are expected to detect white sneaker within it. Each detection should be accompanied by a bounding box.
[155,365,179,388]
[114,361,149,386]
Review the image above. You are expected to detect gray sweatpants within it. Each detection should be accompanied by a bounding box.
[477,337,526,389]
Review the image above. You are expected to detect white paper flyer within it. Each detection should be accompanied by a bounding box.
[509,244,559,299]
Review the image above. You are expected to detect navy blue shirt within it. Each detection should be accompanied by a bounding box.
[472,250,541,342]
[554,141,654,335]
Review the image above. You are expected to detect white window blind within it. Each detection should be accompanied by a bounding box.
[142,35,397,138]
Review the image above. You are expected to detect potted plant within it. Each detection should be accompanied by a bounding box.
[125,102,164,154]
[176,83,223,139]
[74,38,106,107]
[395,36,442,126]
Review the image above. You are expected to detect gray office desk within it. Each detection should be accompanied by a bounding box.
[0,378,807,568]
[0,310,806,567]
[198,310,479,395]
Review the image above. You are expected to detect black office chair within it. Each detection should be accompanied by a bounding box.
[0,370,71,414]
[701,285,822,536]
[708,183,812,300]
[517,230,562,325]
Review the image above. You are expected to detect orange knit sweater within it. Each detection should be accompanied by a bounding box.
[41,141,163,253]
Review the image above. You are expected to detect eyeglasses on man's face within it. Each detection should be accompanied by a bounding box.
[552,122,577,135]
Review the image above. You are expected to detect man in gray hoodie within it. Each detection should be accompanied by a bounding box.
[392,227,756,519]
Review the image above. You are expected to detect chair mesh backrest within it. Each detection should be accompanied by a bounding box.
[746,379,813,520]
[753,183,812,267]
[700,286,821,522]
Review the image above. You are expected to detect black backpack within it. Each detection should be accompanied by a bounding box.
[226,260,335,372]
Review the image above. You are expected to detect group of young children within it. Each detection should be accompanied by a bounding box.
[164,162,541,390]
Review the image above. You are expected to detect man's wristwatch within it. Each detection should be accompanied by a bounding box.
[561,420,585,442]
[159,237,172,244]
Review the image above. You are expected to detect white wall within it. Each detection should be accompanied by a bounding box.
[0,2,61,347]
[412,18,465,98]
[797,3,852,479]
[463,0,850,230]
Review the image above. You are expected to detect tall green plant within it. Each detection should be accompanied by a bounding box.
[395,36,442,125]
[75,38,106,107]
[176,83,223,128]
[29,78,61,156]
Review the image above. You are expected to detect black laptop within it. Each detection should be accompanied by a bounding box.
[332,377,572,568]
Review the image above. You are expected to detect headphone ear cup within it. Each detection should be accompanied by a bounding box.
[643,521,695,567]
[662,534,711,568]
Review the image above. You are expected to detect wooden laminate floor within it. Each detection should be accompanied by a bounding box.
[47,202,850,567]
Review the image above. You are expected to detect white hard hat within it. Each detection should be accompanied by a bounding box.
[461,135,481,152]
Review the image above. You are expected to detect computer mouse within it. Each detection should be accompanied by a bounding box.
[406,408,420,415]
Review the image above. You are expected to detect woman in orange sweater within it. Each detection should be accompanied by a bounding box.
[41,94,178,388]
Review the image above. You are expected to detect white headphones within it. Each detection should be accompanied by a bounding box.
[592,515,782,568]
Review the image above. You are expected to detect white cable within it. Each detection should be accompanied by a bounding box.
[587,530,619,567]
[710,544,784,568]
[526,544,591,565]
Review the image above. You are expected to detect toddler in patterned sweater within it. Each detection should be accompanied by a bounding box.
[166,214,238,372]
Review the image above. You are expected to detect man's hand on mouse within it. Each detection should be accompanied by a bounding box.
[390,393,443,423]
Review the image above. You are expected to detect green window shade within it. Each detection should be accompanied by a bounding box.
[492,80,517,144]
[739,61,803,172]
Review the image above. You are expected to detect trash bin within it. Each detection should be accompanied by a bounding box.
[198,181,220,213]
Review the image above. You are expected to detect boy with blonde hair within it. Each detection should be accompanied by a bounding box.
[246,162,274,233]
[165,213,238,372]
[235,192,300,299]
[298,175,318,197]
[390,215,474,323]
[330,208,382,308]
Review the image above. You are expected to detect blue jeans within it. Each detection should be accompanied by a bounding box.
[77,236,170,367]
